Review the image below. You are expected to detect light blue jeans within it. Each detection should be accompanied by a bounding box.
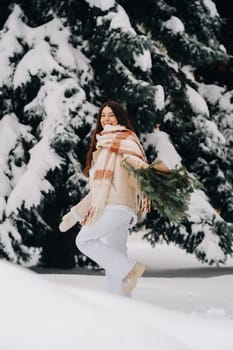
[75,207,136,296]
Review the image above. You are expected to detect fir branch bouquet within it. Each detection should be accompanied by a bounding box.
[124,160,203,224]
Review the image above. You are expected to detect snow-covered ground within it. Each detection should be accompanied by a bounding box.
[45,235,233,349]
[48,234,233,318]
[1,235,233,349]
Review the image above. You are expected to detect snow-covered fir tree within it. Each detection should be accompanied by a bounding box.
[0,0,232,266]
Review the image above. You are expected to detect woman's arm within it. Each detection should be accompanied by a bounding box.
[121,155,148,170]
[59,192,91,232]
[122,155,171,173]
[72,192,92,218]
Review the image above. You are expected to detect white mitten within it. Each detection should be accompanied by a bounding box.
[59,207,81,232]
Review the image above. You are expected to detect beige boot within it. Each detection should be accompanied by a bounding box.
[122,262,146,295]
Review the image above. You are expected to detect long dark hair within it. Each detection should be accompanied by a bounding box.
[83,101,134,177]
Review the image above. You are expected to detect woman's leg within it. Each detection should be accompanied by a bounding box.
[104,223,131,296]
[75,209,136,281]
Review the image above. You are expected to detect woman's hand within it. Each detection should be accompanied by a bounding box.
[150,159,171,173]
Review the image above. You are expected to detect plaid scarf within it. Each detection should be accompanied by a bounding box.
[82,124,148,225]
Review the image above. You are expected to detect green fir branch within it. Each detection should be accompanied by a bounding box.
[124,161,203,224]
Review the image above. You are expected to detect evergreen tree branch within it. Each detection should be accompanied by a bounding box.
[124,160,203,224]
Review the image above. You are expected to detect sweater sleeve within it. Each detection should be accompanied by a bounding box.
[72,192,91,219]
[121,154,148,169]
[120,154,148,190]
[122,153,171,173]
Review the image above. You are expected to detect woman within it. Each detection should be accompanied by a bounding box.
[59,101,169,296]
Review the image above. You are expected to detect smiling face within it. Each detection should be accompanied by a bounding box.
[100,106,119,128]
